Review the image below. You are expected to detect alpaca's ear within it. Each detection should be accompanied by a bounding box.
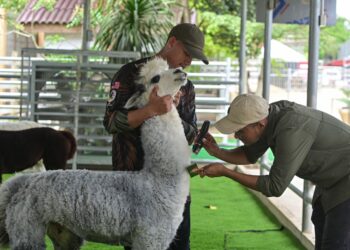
[124,84,146,109]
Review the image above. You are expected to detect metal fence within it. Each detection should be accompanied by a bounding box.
[0,48,238,168]
[1,51,349,168]
[2,49,350,247]
[1,49,141,168]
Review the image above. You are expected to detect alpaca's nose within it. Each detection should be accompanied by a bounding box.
[174,69,186,77]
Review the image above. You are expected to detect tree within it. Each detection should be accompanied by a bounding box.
[186,0,263,60]
[93,0,176,57]
[0,0,55,23]
[2,0,349,61]
[0,0,28,13]
[198,11,264,60]
[269,17,350,60]
[319,18,350,60]
[190,0,256,21]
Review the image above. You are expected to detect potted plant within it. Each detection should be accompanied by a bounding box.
[339,88,350,124]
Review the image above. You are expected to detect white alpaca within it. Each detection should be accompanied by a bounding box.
[0,57,191,250]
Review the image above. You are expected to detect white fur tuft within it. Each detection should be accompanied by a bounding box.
[139,57,169,84]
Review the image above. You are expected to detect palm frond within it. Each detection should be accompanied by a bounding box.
[94,0,175,57]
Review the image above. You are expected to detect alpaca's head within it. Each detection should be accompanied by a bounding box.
[125,57,187,108]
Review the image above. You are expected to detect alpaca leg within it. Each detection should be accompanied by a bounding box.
[132,235,158,250]
[6,206,47,250]
[47,222,83,250]
[43,154,67,171]
[132,230,173,250]
[11,243,45,250]
[8,223,46,250]
[0,159,3,184]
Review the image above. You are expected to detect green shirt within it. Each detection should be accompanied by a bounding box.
[243,100,350,212]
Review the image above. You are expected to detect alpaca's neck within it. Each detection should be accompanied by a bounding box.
[140,108,191,176]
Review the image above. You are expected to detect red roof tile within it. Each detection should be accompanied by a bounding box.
[17,0,84,25]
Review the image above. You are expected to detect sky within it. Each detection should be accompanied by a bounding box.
[337,0,350,20]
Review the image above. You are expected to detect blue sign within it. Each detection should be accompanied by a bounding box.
[256,0,336,26]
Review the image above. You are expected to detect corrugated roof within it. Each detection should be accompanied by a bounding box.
[17,0,84,25]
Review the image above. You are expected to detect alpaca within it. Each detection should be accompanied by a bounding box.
[0,57,191,250]
[0,124,77,183]
[0,121,46,174]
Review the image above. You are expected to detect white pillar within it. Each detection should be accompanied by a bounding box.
[0,8,7,57]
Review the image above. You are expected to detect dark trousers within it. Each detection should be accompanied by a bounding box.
[124,197,191,250]
[312,197,350,250]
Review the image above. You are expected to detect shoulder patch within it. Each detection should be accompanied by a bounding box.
[108,89,117,103]
[112,81,120,89]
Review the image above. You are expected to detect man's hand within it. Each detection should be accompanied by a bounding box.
[192,163,227,178]
[146,86,173,116]
[202,133,220,157]
[173,90,183,107]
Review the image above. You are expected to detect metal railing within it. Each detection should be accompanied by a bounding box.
[0,49,239,168]
[3,50,346,248]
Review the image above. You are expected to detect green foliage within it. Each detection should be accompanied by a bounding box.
[66,6,84,28]
[272,23,308,41]
[45,34,65,46]
[198,11,264,60]
[33,0,55,11]
[191,0,350,61]
[319,18,350,60]
[0,0,55,12]
[189,0,261,60]
[271,18,350,60]
[0,0,27,12]
[93,0,175,56]
[0,0,55,30]
[339,88,350,108]
[190,0,256,21]
[1,0,350,62]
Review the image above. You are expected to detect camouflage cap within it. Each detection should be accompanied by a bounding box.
[168,23,209,65]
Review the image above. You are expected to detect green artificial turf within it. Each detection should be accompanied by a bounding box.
[1,174,304,249]
[190,177,304,250]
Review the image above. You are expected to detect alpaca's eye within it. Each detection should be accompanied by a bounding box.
[150,75,160,84]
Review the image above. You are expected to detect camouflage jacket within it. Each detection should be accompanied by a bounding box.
[103,57,197,171]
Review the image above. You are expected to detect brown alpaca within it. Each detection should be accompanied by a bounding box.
[0,127,77,183]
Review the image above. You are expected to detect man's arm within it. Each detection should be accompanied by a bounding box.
[194,163,259,191]
[105,89,174,133]
[202,133,252,165]
[192,132,262,191]
[198,127,315,197]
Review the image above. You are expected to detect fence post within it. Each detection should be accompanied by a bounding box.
[222,58,232,145]
[30,64,36,120]
[302,181,313,234]
[72,55,81,170]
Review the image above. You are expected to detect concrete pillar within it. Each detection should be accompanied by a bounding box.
[37,32,45,47]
